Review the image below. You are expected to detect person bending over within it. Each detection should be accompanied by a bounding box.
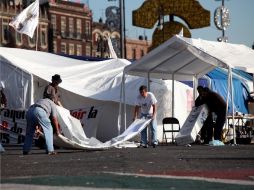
[23,98,61,155]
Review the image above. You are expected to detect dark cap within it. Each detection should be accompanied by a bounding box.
[51,74,62,83]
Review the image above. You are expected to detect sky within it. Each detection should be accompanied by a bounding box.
[76,0,254,48]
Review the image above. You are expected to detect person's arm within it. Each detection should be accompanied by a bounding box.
[152,104,157,119]
[133,105,140,121]
[51,116,61,135]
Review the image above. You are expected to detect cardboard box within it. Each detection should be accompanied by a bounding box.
[175,105,208,145]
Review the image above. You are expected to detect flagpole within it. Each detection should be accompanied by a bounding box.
[35,24,39,51]
[36,0,39,51]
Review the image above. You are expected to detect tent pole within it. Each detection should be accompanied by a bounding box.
[118,74,124,135]
[229,68,236,144]
[123,73,127,131]
[172,73,175,117]
[226,68,231,130]
[30,74,34,106]
[193,75,198,102]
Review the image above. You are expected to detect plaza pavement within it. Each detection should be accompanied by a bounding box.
[1,144,254,190]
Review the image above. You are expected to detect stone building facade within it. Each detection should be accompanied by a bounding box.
[48,0,92,56]
[1,0,150,59]
[0,0,92,56]
[92,20,151,60]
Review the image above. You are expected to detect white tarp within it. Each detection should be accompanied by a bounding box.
[175,105,208,145]
[0,47,192,144]
[54,106,152,150]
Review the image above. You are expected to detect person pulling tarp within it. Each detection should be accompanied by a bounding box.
[176,87,226,146]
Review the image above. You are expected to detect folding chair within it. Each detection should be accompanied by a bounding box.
[162,117,180,144]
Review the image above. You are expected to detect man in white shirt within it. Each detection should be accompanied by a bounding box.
[133,85,158,148]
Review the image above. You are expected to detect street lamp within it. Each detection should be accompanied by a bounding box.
[119,0,126,58]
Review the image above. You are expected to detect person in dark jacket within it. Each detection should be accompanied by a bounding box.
[202,87,227,143]
[195,86,214,144]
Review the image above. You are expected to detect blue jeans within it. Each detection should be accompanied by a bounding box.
[23,106,54,153]
[140,113,158,145]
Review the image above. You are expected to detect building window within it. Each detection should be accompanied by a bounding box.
[94,33,100,42]
[51,14,56,36]
[77,44,82,56]
[40,25,47,48]
[141,49,145,57]
[85,21,90,38]
[61,42,66,54]
[16,32,22,45]
[132,49,136,60]
[76,19,81,39]
[61,16,66,37]
[2,19,10,44]
[86,44,91,56]
[28,35,36,47]
[69,18,74,38]
[69,43,75,55]
[53,41,57,53]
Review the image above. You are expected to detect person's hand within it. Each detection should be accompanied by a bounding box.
[56,130,60,136]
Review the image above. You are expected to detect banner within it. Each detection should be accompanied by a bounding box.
[70,105,102,138]
[0,108,27,144]
[0,105,102,144]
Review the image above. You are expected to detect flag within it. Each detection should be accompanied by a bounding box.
[107,36,118,59]
[9,0,39,38]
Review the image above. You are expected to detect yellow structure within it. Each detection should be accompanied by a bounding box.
[133,0,210,50]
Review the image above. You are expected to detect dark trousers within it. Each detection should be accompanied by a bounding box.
[201,114,214,144]
[201,112,226,142]
[214,111,226,141]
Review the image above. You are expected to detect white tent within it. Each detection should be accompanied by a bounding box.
[122,35,254,144]
[0,47,191,143]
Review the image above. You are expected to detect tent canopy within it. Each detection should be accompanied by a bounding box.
[124,35,254,80]
[0,47,131,107]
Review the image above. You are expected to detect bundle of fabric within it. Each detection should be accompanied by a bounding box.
[54,106,152,150]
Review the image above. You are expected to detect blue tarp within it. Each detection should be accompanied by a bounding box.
[182,68,251,114]
[207,68,250,114]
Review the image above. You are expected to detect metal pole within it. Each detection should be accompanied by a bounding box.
[35,25,39,51]
[123,0,126,58]
[119,0,125,58]
[172,74,175,117]
[229,68,236,144]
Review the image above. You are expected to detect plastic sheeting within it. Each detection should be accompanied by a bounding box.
[207,68,249,114]
[54,106,152,150]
